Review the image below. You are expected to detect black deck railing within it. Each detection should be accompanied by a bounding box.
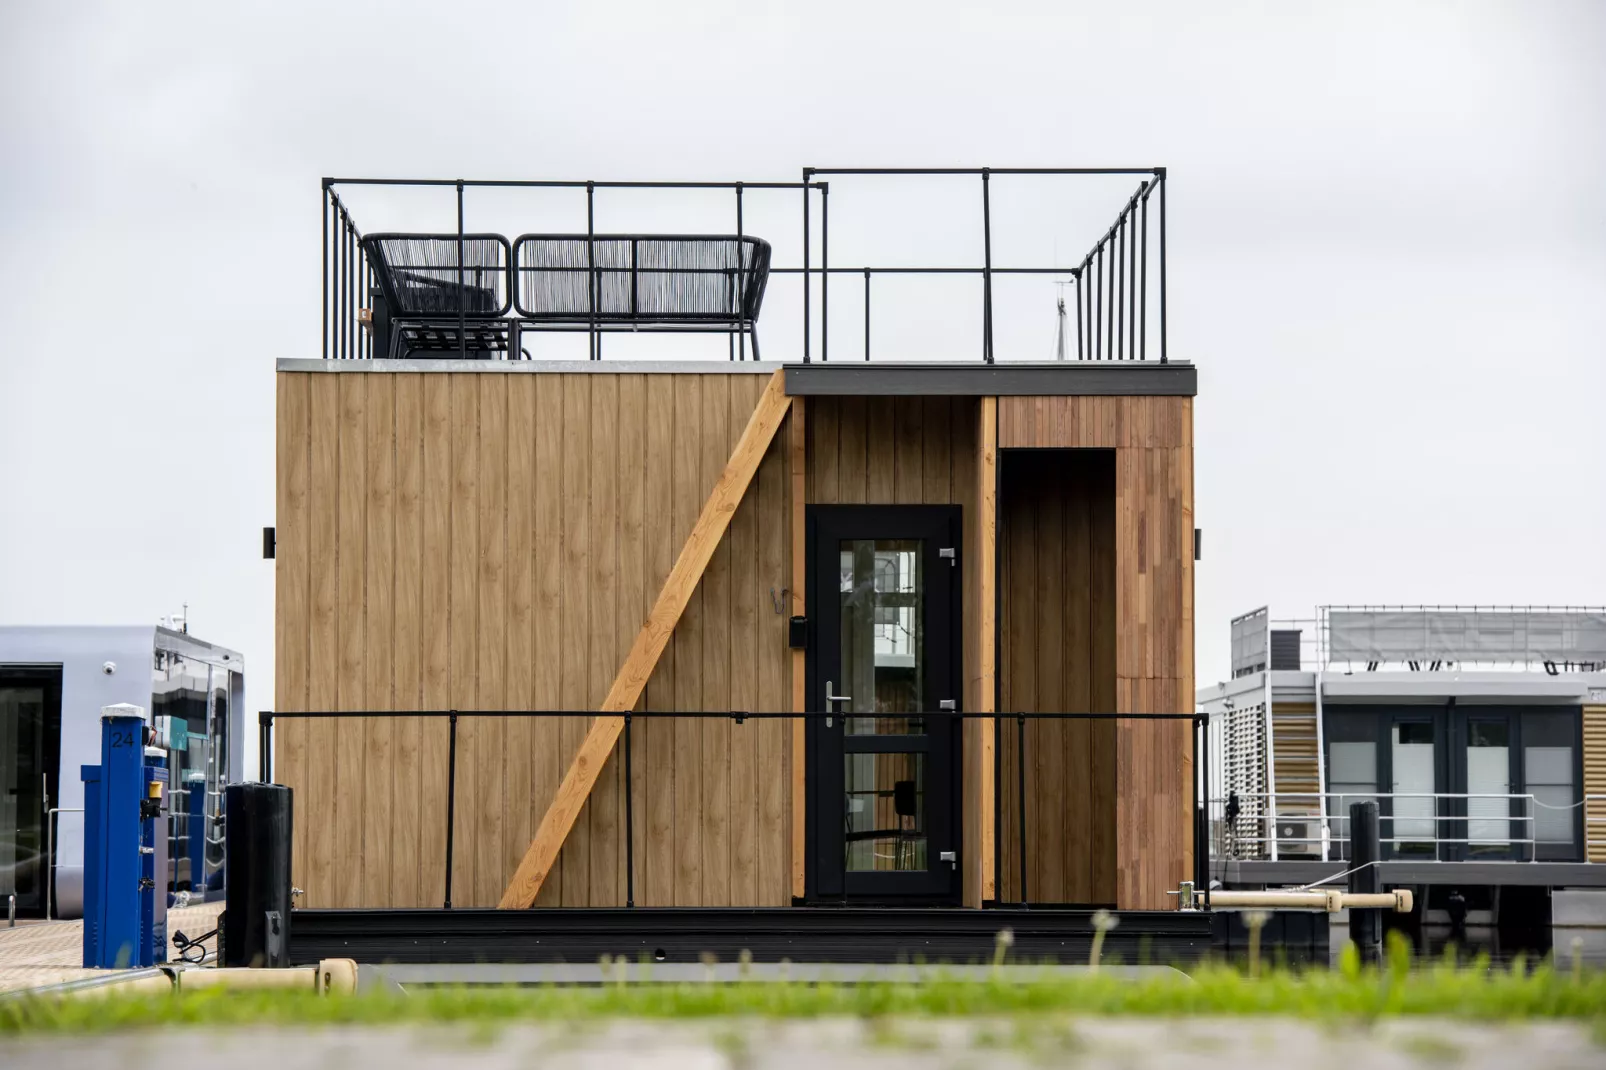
[259,709,1207,910]
[320,167,1170,366]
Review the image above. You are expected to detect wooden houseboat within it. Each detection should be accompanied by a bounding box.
[265,167,1211,963]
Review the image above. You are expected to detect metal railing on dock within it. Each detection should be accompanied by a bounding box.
[1209,790,1595,863]
[259,709,1207,910]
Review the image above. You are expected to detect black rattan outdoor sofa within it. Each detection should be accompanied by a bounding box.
[363,232,772,360]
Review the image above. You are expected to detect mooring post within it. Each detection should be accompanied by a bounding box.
[1349,799,1382,963]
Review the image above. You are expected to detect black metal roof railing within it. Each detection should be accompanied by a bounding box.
[321,167,1170,366]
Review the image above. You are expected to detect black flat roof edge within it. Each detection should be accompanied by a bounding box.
[783,361,1196,397]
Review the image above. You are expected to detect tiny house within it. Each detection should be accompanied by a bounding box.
[268,167,1204,961]
[1201,606,1606,940]
[0,625,245,918]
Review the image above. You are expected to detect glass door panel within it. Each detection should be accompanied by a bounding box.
[1391,720,1438,856]
[1465,718,1512,857]
[839,539,924,736]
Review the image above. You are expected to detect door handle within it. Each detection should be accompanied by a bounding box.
[938,850,957,868]
[825,680,851,727]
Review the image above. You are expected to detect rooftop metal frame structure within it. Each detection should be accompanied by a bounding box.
[321,166,1170,365]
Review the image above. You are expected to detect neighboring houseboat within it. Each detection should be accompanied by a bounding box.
[265,167,1211,965]
[1200,605,1606,938]
[0,624,246,918]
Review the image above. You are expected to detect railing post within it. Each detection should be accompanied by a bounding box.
[585,181,599,360]
[456,181,466,361]
[1157,166,1168,364]
[625,711,635,907]
[735,183,745,363]
[1017,713,1027,906]
[322,181,330,360]
[981,168,994,364]
[802,169,811,363]
[444,712,458,909]
[863,268,871,361]
[820,181,829,362]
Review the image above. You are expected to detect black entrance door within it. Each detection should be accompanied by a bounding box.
[806,505,962,903]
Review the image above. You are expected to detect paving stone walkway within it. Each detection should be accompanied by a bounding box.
[0,901,223,991]
[2,1017,1601,1069]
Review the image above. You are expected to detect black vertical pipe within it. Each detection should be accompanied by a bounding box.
[1200,715,1211,907]
[624,712,635,907]
[1075,273,1084,361]
[821,183,829,362]
[444,712,459,909]
[802,171,811,363]
[863,269,871,361]
[1017,714,1027,906]
[338,208,347,359]
[348,221,356,359]
[1128,202,1138,360]
[982,713,995,906]
[1349,799,1381,962]
[456,182,467,361]
[981,168,994,364]
[584,182,596,360]
[736,184,745,362]
[1158,169,1168,364]
[321,185,329,360]
[259,713,272,782]
[1139,186,1149,361]
[1094,247,1103,361]
[1117,215,1130,358]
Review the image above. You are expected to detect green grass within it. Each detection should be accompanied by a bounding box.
[4,936,1605,1036]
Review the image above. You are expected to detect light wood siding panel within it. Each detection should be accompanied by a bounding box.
[276,370,792,908]
[997,395,1194,910]
[998,450,1116,906]
[1586,707,1606,864]
[1272,703,1320,819]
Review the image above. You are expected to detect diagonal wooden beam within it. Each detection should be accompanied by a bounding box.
[499,370,792,909]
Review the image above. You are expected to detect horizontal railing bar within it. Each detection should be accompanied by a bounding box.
[260,709,1203,721]
[327,178,822,190]
[806,167,1163,176]
[769,266,1080,276]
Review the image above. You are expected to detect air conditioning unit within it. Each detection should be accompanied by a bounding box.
[1275,818,1320,858]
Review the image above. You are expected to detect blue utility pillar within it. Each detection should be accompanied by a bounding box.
[81,704,168,969]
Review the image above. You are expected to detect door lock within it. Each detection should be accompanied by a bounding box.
[824,681,852,728]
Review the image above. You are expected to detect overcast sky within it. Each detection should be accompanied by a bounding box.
[2,1,1602,762]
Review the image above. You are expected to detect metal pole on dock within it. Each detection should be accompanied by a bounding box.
[1349,799,1382,964]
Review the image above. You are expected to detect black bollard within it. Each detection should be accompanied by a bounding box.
[1348,799,1381,964]
[222,783,294,968]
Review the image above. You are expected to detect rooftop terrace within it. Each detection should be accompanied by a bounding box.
[319,166,1173,366]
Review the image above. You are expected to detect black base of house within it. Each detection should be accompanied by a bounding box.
[288,907,1216,967]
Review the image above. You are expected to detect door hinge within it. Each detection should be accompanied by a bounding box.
[938,547,956,568]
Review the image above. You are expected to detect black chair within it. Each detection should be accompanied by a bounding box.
[363,234,513,359]
[513,234,772,357]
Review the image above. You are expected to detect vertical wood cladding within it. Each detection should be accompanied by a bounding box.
[278,381,1193,911]
[998,450,1117,905]
[276,371,792,908]
[998,395,1194,910]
